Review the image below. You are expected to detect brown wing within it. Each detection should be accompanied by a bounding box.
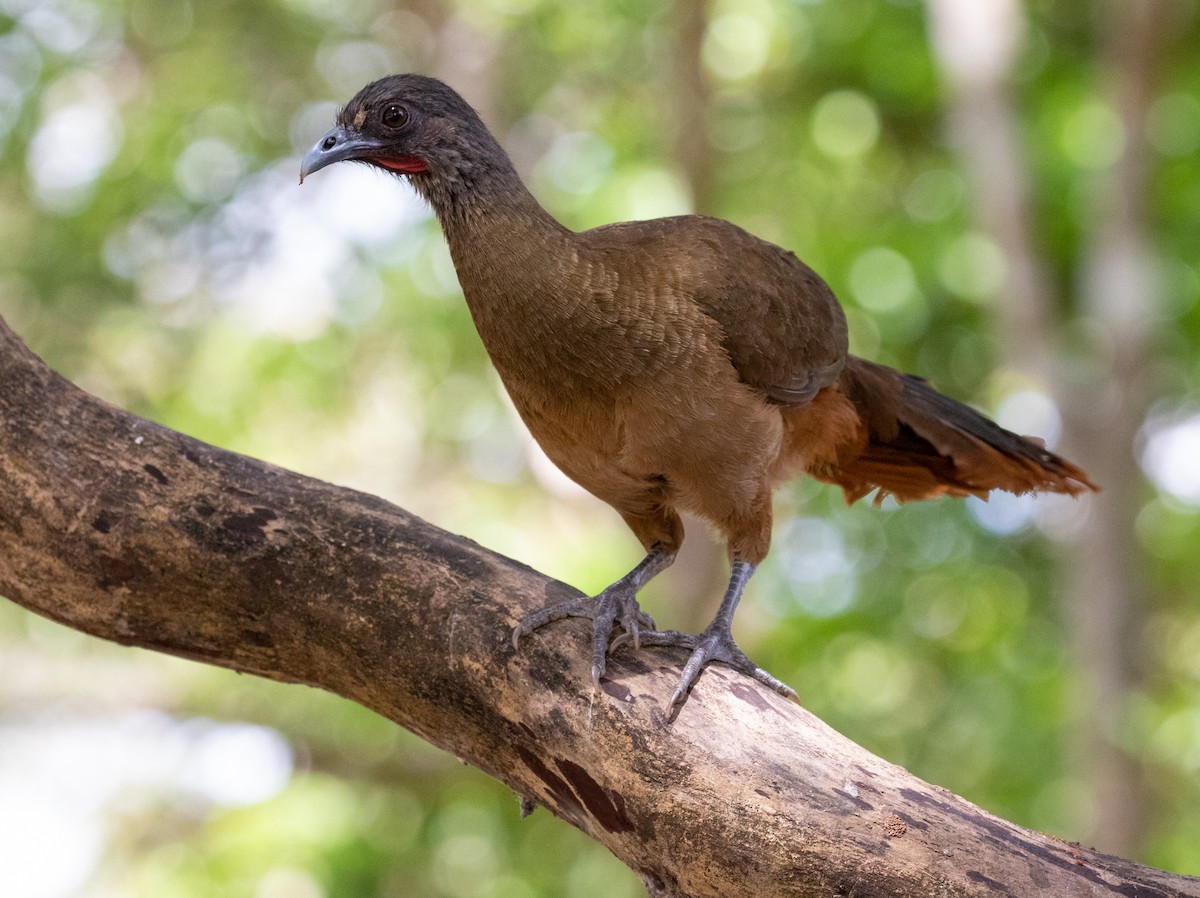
[585,215,849,405]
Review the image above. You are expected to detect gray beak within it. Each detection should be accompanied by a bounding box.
[300,125,385,183]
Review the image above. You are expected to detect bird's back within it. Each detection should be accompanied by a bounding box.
[580,214,849,406]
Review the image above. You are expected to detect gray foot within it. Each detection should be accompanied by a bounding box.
[637,625,796,711]
[512,585,656,690]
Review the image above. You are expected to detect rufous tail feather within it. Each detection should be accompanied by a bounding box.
[805,356,1096,505]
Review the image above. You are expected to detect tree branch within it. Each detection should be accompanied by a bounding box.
[1,313,1194,898]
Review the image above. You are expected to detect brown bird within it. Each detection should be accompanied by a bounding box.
[301,75,1095,711]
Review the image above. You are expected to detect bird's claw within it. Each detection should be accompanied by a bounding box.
[511,593,596,649]
[512,584,655,691]
[638,626,794,712]
[608,607,656,653]
[749,665,797,700]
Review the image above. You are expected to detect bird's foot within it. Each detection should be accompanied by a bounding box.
[637,625,796,712]
[512,583,656,691]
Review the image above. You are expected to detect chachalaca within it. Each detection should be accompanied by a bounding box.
[300,75,1096,711]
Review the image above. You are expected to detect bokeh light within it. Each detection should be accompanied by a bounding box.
[1,0,1198,893]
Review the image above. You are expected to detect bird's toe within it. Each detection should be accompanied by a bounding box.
[511,594,598,648]
[658,626,793,712]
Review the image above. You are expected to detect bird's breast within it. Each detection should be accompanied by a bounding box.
[460,277,705,398]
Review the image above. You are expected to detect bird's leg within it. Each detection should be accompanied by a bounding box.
[512,546,675,690]
[638,560,796,711]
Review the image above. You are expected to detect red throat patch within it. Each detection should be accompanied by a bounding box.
[374,156,428,174]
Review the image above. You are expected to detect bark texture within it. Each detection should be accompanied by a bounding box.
[1,314,1195,898]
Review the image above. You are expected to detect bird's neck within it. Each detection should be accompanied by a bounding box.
[441,183,576,346]
[414,156,599,390]
[407,130,557,235]
[421,160,575,303]
[436,176,567,251]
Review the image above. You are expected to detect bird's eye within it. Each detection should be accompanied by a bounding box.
[382,104,409,128]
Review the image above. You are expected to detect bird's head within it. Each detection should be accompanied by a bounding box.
[300,74,511,204]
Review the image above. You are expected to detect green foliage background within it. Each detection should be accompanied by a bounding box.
[1,0,1198,895]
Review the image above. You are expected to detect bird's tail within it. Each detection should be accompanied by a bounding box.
[790,356,1097,505]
